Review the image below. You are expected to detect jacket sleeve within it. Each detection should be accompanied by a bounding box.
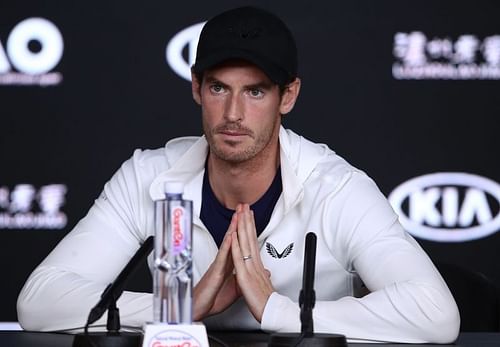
[260,172,460,343]
[17,150,154,331]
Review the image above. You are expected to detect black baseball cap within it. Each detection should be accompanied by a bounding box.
[192,6,298,85]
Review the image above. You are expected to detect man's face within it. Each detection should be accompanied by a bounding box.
[193,61,284,164]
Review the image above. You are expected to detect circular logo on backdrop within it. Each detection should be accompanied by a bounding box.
[7,18,63,74]
[166,22,205,81]
[388,172,500,242]
[0,17,64,86]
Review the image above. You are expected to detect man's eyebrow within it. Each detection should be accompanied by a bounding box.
[245,81,275,90]
[203,76,275,90]
[204,76,228,87]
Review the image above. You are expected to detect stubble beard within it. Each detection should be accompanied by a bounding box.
[203,119,279,165]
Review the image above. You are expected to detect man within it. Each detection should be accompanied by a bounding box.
[17,6,460,343]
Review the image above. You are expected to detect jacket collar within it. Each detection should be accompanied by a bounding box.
[149,135,208,213]
[149,126,326,217]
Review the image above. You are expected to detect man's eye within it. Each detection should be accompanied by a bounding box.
[210,84,224,93]
[249,89,264,97]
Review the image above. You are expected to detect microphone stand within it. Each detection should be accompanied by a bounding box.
[73,236,154,347]
[268,232,347,347]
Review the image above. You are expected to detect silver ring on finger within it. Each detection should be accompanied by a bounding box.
[242,255,252,261]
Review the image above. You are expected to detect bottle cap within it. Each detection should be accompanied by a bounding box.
[164,181,184,195]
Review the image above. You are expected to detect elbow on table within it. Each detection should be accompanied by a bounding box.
[16,277,64,332]
[17,289,47,331]
[421,301,461,344]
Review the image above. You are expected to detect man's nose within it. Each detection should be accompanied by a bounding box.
[224,93,244,122]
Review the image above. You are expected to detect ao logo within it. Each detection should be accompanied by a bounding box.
[166,22,205,81]
[389,173,500,242]
[0,18,63,74]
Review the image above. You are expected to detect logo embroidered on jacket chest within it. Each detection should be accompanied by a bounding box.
[266,242,294,259]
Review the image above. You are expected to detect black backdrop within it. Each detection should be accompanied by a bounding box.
[1,0,499,322]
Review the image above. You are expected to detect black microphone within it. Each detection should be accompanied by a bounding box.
[73,235,154,347]
[268,232,347,347]
[299,232,316,336]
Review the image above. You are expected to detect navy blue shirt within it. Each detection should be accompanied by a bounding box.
[200,167,283,247]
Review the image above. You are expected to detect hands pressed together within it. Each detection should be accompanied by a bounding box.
[193,204,275,323]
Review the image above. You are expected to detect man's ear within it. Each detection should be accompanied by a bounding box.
[191,70,202,105]
[279,78,301,115]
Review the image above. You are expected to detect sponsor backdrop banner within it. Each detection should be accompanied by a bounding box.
[1,1,498,322]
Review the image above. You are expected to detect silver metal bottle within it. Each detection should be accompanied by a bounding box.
[153,181,193,323]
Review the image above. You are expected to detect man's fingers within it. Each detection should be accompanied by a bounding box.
[246,209,265,269]
[239,207,266,271]
[236,204,263,270]
[212,213,236,265]
[231,227,242,264]
[230,227,275,322]
[236,204,253,262]
[193,213,240,320]
[231,227,251,277]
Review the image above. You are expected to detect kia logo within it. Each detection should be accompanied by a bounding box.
[166,22,205,81]
[388,172,500,242]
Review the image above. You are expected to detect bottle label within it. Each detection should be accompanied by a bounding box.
[171,206,186,256]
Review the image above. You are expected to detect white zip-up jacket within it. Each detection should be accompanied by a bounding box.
[17,127,459,343]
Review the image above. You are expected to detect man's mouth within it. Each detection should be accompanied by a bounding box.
[220,130,247,136]
[216,125,252,138]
